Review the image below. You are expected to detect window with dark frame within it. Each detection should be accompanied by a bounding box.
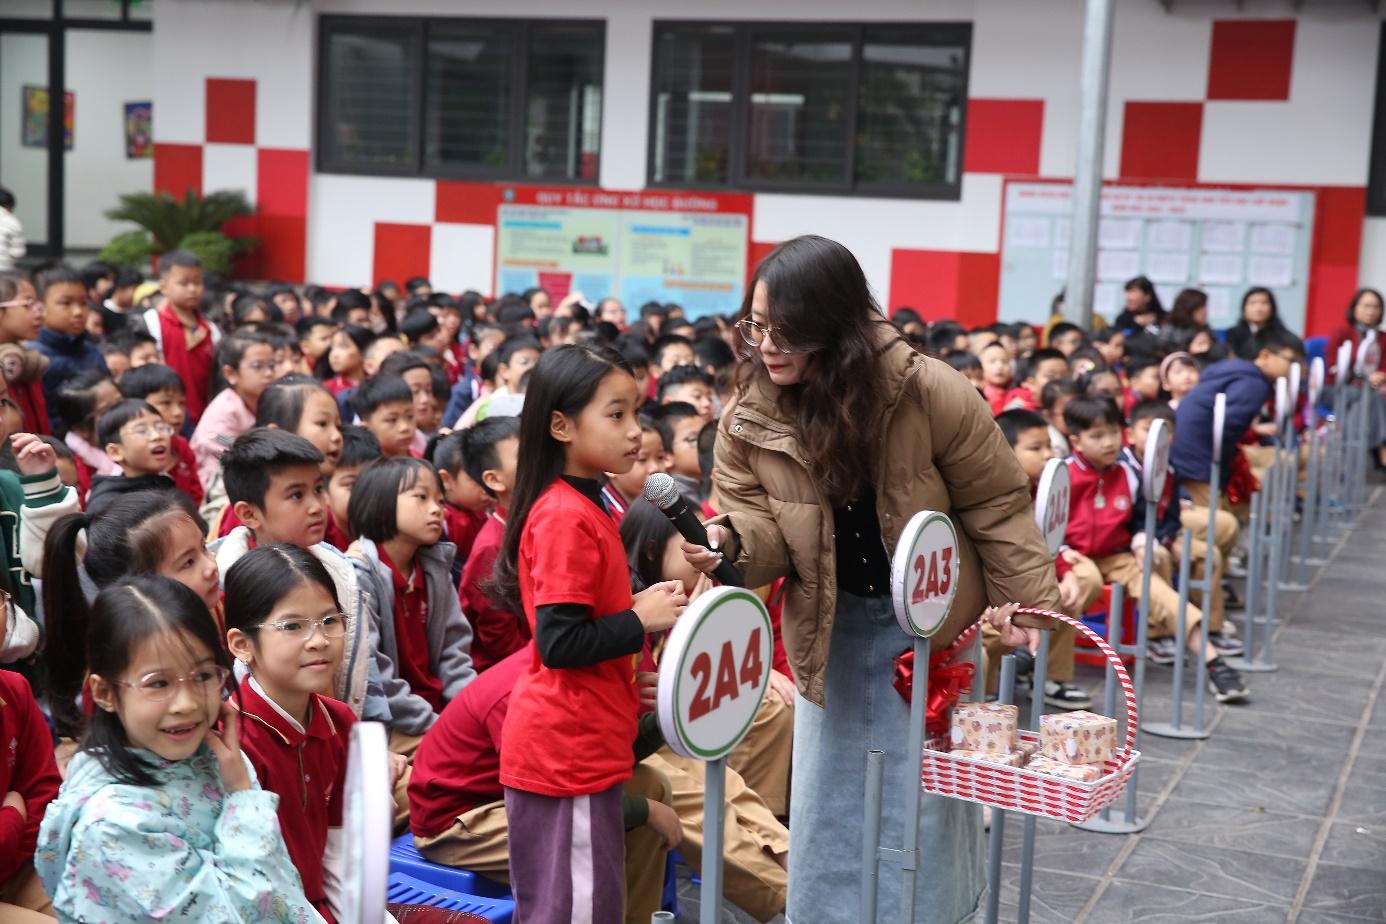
[648,21,971,198]
[317,16,604,183]
[1368,21,1386,218]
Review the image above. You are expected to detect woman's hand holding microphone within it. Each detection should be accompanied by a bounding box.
[681,524,730,576]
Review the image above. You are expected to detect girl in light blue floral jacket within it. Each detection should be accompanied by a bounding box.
[36,574,324,924]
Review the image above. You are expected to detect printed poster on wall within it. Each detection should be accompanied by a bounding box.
[124,102,152,159]
[999,182,1315,331]
[22,85,74,150]
[494,187,752,318]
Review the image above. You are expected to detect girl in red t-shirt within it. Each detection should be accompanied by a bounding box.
[490,343,687,924]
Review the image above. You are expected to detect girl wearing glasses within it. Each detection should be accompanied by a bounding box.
[191,329,281,490]
[224,544,366,924]
[683,236,1062,924]
[36,575,320,923]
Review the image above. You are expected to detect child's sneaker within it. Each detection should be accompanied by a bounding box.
[1043,681,1093,711]
[1207,630,1245,657]
[1146,636,1178,665]
[1206,657,1250,703]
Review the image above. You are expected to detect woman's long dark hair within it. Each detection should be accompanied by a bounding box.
[619,498,678,594]
[734,235,889,506]
[487,343,633,614]
[1239,287,1287,333]
[43,491,206,737]
[1346,287,1385,329]
[85,575,229,786]
[1167,288,1207,330]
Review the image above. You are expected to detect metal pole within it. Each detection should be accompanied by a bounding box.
[861,749,885,924]
[899,635,930,924]
[1281,422,1306,590]
[1301,425,1323,567]
[984,655,1018,924]
[699,758,726,924]
[1017,629,1049,924]
[1144,529,1207,739]
[1063,0,1116,328]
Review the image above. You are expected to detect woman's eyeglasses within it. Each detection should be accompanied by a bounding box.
[735,318,800,355]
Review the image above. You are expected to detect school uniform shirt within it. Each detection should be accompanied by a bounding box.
[409,648,529,838]
[36,746,317,923]
[236,675,356,924]
[460,510,530,672]
[322,374,358,398]
[169,433,204,505]
[351,537,476,735]
[379,544,446,713]
[9,378,49,437]
[1001,386,1039,412]
[32,329,111,433]
[500,477,642,798]
[1170,358,1271,484]
[322,510,350,552]
[85,471,185,516]
[1063,451,1143,561]
[143,306,218,423]
[0,671,62,883]
[443,502,486,567]
[982,381,1009,416]
[600,479,630,524]
[190,387,256,489]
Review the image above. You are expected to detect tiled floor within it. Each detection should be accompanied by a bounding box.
[676,489,1386,923]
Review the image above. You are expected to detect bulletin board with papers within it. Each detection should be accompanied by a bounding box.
[998,182,1316,332]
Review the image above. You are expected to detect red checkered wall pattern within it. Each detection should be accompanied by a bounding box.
[887,18,1363,336]
[156,23,1363,335]
[153,77,309,282]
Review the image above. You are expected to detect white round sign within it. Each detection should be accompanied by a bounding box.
[1356,331,1381,379]
[1309,356,1325,407]
[656,586,773,761]
[341,721,391,924]
[1212,392,1227,460]
[1289,362,1302,408]
[1034,458,1070,556]
[1142,418,1171,499]
[1337,340,1354,383]
[1274,377,1290,428]
[890,510,960,639]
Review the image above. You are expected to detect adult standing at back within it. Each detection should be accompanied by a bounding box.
[683,235,1061,923]
[1225,286,1291,360]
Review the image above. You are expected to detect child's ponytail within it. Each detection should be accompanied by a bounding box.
[41,511,95,736]
[41,490,208,737]
[486,343,632,614]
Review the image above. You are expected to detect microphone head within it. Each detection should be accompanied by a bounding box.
[642,472,680,511]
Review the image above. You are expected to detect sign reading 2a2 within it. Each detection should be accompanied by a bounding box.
[891,511,961,639]
[657,587,774,761]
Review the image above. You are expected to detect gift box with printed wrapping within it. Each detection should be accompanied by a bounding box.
[948,702,1018,754]
[1025,755,1103,782]
[949,748,1024,768]
[920,608,1140,824]
[1039,710,1116,766]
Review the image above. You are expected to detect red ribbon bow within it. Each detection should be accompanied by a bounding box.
[892,644,976,735]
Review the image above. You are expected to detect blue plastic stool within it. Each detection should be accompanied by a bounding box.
[387,870,516,923]
[661,852,680,916]
[390,834,511,899]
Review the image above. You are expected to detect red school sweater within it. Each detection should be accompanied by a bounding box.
[0,671,62,883]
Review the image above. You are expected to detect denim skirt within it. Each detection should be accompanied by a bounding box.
[786,591,984,924]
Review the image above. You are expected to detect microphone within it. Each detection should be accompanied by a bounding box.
[643,473,744,588]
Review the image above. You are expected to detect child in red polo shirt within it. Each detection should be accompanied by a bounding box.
[142,250,219,425]
[224,544,363,924]
[453,416,525,672]
[489,343,687,924]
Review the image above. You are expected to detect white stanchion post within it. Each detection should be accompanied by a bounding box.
[654,588,773,924]
[860,511,960,924]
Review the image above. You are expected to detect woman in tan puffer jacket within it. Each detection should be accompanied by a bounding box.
[685,236,1061,924]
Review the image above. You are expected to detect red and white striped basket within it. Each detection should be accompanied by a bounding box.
[920,607,1140,824]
